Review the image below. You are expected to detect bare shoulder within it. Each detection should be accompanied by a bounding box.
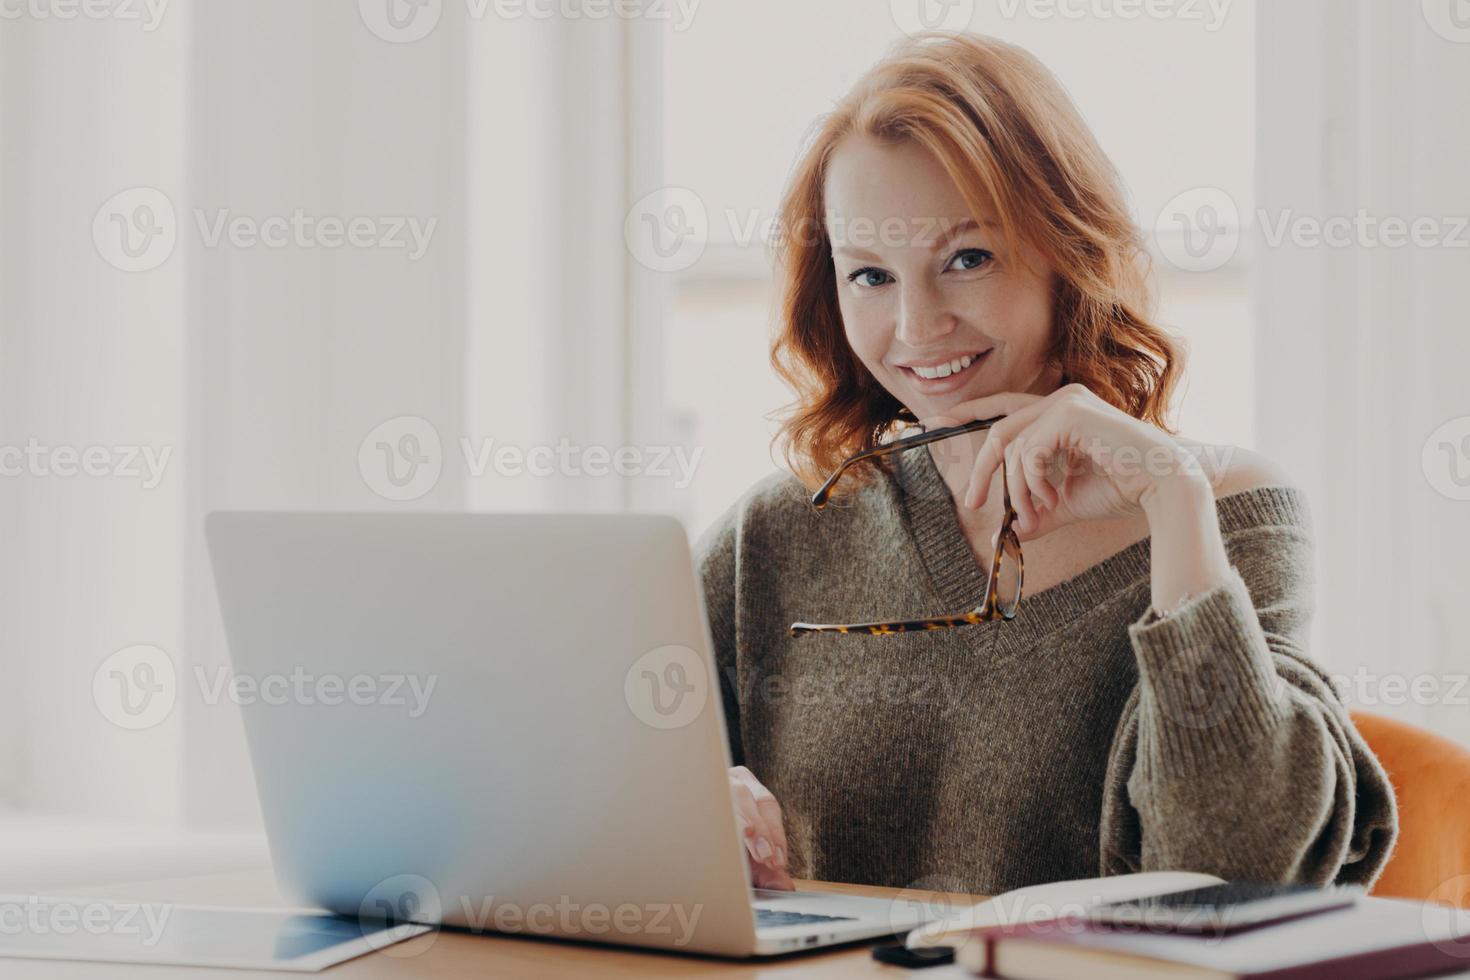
[1172,437,1295,499]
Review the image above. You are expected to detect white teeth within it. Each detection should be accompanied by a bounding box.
[912,353,979,380]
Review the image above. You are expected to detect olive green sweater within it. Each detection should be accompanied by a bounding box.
[694,448,1397,896]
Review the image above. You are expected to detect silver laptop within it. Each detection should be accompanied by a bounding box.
[205,511,934,957]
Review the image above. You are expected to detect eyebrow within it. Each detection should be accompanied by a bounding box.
[829,216,996,260]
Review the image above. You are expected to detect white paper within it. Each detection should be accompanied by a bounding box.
[0,895,432,972]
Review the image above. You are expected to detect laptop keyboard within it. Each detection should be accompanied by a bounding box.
[754,907,859,929]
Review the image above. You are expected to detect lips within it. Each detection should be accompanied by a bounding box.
[899,348,991,391]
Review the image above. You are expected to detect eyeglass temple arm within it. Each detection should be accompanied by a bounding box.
[809,415,1006,508]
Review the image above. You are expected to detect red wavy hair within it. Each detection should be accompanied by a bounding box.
[769,32,1183,492]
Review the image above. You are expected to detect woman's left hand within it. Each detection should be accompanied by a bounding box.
[949,383,1208,540]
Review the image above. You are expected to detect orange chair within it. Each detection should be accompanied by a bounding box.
[1352,711,1470,908]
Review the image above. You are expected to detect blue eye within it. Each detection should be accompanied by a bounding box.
[846,267,892,288]
[947,248,992,272]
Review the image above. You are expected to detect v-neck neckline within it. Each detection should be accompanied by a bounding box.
[888,445,1310,652]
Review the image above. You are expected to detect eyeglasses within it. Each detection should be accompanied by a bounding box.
[789,415,1024,637]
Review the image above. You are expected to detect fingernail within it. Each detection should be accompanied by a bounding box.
[776,846,787,866]
[754,837,773,861]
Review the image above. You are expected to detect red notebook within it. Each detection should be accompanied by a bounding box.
[958,896,1470,979]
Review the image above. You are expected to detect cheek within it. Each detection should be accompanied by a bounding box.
[982,277,1053,348]
[837,293,889,366]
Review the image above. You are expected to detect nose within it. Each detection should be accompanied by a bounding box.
[894,279,958,348]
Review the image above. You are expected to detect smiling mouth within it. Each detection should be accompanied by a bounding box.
[900,348,991,383]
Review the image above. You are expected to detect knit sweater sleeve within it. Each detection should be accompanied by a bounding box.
[693,502,745,767]
[1098,510,1399,887]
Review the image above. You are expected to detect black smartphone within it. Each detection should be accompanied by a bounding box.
[1086,882,1362,935]
[870,942,955,968]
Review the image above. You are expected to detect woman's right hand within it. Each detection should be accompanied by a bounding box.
[728,765,794,890]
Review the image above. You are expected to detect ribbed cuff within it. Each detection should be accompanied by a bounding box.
[1128,565,1290,761]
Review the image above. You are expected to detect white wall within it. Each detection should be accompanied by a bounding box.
[1256,0,1470,743]
[0,0,654,827]
[181,1,472,825]
[0,5,189,820]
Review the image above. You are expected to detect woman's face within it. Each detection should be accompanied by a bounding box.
[822,134,1062,423]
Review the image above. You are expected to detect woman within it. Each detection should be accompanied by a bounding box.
[697,32,1397,896]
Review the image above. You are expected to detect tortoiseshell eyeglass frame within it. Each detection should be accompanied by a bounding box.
[788,414,1024,637]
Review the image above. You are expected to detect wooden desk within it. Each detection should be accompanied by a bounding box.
[10,869,981,978]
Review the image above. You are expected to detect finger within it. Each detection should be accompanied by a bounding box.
[964,423,1007,510]
[1021,440,1060,510]
[753,794,788,868]
[734,774,785,866]
[1005,439,1039,533]
[749,857,795,891]
[947,391,1045,424]
[962,393,1055,508]
[730,782,776,864]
